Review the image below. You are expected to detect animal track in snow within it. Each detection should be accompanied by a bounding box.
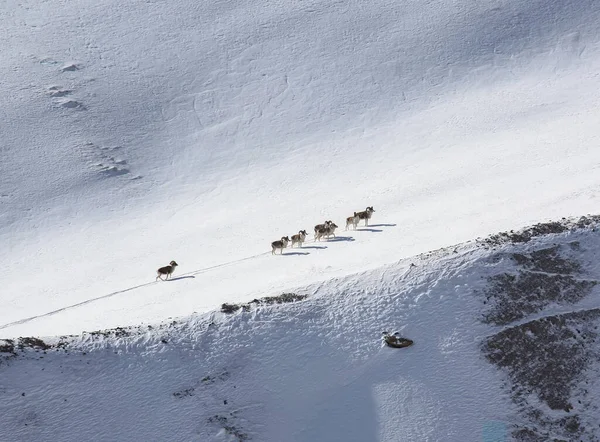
[38,58,81,73]
[39,58,87,110]
[38,57,59,66]
[46,87,85,110]
[57,99,86,110]
[79,142,134,178]
[47,86,72,97]
[60,63,81,72]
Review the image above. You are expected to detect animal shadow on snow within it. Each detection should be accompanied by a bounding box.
[300,245,328,250]
[282,251,310,256]
[326,236,355,242]
[167,276,196,281]
[356,223,397,233]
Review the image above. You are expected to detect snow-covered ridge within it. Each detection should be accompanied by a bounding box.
[2,217,600,441]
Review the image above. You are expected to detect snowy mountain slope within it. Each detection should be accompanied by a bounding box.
[2,218,600,442]
[2,1,600,337]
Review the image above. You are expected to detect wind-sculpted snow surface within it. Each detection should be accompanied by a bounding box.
[2,219,600,441]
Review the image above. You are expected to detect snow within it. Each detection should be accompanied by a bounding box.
[2,0,600,439]
[1,239,515,441]
[4,226,599,441]
[2,0,600,336]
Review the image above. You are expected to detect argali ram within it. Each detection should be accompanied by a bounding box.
[356,206,375,226]
[314,220,333,240]
[345,212,360,230]
[291,230,308,248]
[156,260,178,281]
[271,236,290,255]
[315,222,338,241]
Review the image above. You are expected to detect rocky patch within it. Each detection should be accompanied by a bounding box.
[481,244,597,325]
[221,292,308,314]
[483,310,600,441]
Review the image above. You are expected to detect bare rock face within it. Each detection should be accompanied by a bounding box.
[479,219,600,441]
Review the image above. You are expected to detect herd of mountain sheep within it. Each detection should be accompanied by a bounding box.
[156,207,375,280]
[271,206,375,255]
